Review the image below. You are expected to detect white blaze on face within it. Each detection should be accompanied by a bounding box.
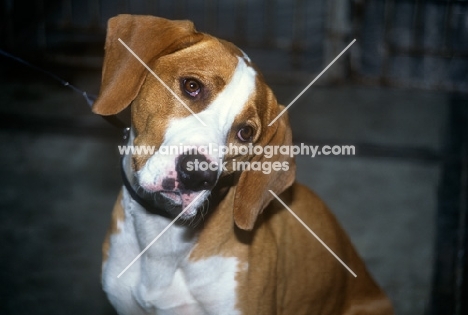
[136,56,256,212]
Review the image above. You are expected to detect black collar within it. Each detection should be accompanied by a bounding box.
[119,128,173,219]
[120,156,173,219]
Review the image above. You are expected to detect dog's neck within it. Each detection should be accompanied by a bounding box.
[120,149,244,309]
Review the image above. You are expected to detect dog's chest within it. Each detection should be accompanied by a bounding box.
[102,190,242,315]
[137,258,241,315]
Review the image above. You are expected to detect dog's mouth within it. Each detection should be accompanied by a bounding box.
[143,188,206,218]
[159,190,183,205]
[134,152,219,218]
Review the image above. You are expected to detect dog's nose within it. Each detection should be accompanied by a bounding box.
[176,154,217,191]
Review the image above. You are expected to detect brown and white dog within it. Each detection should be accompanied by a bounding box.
[93,15,394,315]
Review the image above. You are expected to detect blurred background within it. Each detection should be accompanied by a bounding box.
[0,0,467,314]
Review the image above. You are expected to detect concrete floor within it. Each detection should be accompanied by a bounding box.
[0,70,447,314]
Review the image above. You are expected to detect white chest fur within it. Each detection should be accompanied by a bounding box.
[102,188,242,315]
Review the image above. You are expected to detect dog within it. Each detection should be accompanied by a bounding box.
[93,14,394,315]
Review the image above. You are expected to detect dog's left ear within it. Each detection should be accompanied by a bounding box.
[92,15,203,115]
[233,107,296,230]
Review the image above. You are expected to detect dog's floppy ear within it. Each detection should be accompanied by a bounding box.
[92,15,203,115]
[233,107,296,230]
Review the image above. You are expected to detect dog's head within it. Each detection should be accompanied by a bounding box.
[93,15,295,230]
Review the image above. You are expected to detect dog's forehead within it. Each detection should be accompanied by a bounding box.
[159,36,245,80]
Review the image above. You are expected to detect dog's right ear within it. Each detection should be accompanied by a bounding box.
[92,15,203,115]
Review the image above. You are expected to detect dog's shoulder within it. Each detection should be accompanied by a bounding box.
[257,183,394,314]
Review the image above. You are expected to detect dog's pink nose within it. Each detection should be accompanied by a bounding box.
[176,153,217,191]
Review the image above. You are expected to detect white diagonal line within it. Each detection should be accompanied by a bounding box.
[268,39,356,126]
[268,190,357,277]
[118,38,207,126]
[117,191,206,278]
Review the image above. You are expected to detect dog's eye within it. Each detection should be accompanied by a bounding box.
[182,78,202,98]
[237,125,254,142]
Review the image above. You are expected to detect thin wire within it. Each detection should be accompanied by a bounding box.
[0,48,96,107]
